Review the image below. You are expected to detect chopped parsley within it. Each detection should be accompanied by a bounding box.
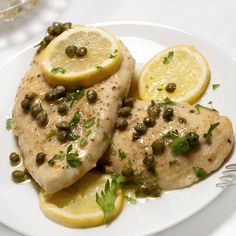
[48,151,65,166]
[34,40,46,53]
[170,136,190,155]
[165,130,179,139]
[79,138,88,147]
[51,67,66,74]
[70,112,80,126]
[6,118,12,131]
[96,117,100,128]
[118,149,126,159]
[163,51,174,64]
[157,87,164,91]
[96,65,103,70]
[162,97,176,106]
[84,117,96,129]
[212,84,220,90]
[103,132,115,148]
[46,129,57,139]
[193,167,208,180]
[84,129,92,137]
[195,104,218,113]
[66,145,82,168]
[125,195,137,204]
[67,132,79,141]
[66,88,85,107]
[203,122,220,140]
[169,160,178,166]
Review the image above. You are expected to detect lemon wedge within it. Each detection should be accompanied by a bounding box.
[39,172,124,228]
[40,26,122,89]
[138,45,210,104]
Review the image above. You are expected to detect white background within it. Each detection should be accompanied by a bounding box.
[1,0,236,235]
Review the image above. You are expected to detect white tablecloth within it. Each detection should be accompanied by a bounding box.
[1,0,236,235]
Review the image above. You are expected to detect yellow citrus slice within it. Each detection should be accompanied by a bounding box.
[39,172,124,228]
[138,45,210,104]
[40,26,122,90]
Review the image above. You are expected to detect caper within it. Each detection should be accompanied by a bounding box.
[118,107,132,117]
[143,154,155,171]
[147,103,161,118]
[36,111,48,126]
[44,35,55,45]
[12,170,25,182]
[186,132,199,147]
[121,164,133,177]
[152,139,164,155]
[62,22,72,30]
[58,103,69,115]
[21,99,31,111]
[31,103,43,117]
[57,130,68,142]
[52,22,63,35]
[9,152,20,164]
[54,86,66,98]
[165,83,176,93]
[65,45,77,58]
[163,107,174,122]
[25,92,37,101]
[45,89,56,102]
[132,132,140,141]
[135,183,161,197]
[56,121,71,130]
[116,118,128,131]
[135,185,150,197]
[123,98,134,108]
[86,89,97,103]
[134,123,147,134]
[55,97,65,104]
[143,116,156,127]
[76,47,87,57]
[36,152,46,165]
[47,26,57,36]
[178,117,187,124]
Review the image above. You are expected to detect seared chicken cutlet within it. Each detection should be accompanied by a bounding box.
[12,42,135,194]
[102,100,233,192]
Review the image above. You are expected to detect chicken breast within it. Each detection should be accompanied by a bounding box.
[102,100,233,191]
[12,42,135,194]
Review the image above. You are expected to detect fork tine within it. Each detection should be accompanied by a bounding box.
[222,170,236,175]
[226,164,236,169]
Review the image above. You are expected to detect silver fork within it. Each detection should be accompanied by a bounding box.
[216,163,236,187]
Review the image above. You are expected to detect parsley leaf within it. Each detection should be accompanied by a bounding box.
[67,132,79,141]
[84,117,96,129]
[170,136,190,155]
[193,167,208,180]
[34,40,46,53]
[162,97,176,106]
[118,149,126,159]
[165,130,179,139]
[66,88,85,107]
[6,118,12,131]
[163,51,174,64]
[108,49,118,59]
[96,177,120,222]
[169,160,178,166]
[70,112,80,126]
[212,84,220,90]
[203,122,220,140]
[103,132,115,148]
[195,104,218,113]
[51,67,66,74]
[46,129,57,139]
[66,144,82,168]
[48,151,65,166]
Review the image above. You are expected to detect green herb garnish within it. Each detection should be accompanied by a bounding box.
[195,104,218,113]
[193,167,208,180]
[162,97,176,106]
[46,129,57,139]
[66,88,85,107]
[203,122,220,140]
[212,84,220,90]
[96,65,103,70]
[84,129,92,137]
[79,138,88,147]
[108,49,118,59]
[165,130,179,139]
[6,118,12,131]
[103,132,115,148]
[170,136,190,155]
[67,132,79,141]
[48,151,65,166]
[34,40,46,53]
[118,149,126,159]
[51,67,66,74]
[66,145,82,168]
[157,87,164,91]
[96,117,100,128]
[125,195,137,204]
[70,112,80,126]
[84,117,96,129]
[169,160,178,166]
[163,51,174,64]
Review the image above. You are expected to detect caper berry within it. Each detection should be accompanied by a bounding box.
[56,121,71,130]
[123,98,134,108]
[25,92,37,101]
[186,132,199,147]
[36,152,46,165]
[147,103,161,118]
[143,116,156,127]
[21,99,31,111]
[134,123,147,134]
[178,117,187,124]
[12,170,25,182]
[132,132,140,141]
[65,45,77,58]
[54,86,67,98]
[45,89,56,102]
[44,35,55,45]
[76,47,87,57]
[9,152,20,164]
[86,89,97,103]
[57,130,68,142]
[143,154,155,171]
[152,139,165,155]
[36,111,48,126]
[31,103,43,117]
[52,22,63,35]
[121,164,133,177]
[163,107,174,122]
[165,83,176,93]
[47,26,57,36]
[58,103,69,115]
[118,107,132,117]
[116,118,128,131]
[62,22,72,30]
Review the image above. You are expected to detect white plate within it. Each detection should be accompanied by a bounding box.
[0,21,235,236]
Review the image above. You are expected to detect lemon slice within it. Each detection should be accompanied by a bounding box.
[39,172,124,228]
[40,26,122,89]
[138,45,210,104]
